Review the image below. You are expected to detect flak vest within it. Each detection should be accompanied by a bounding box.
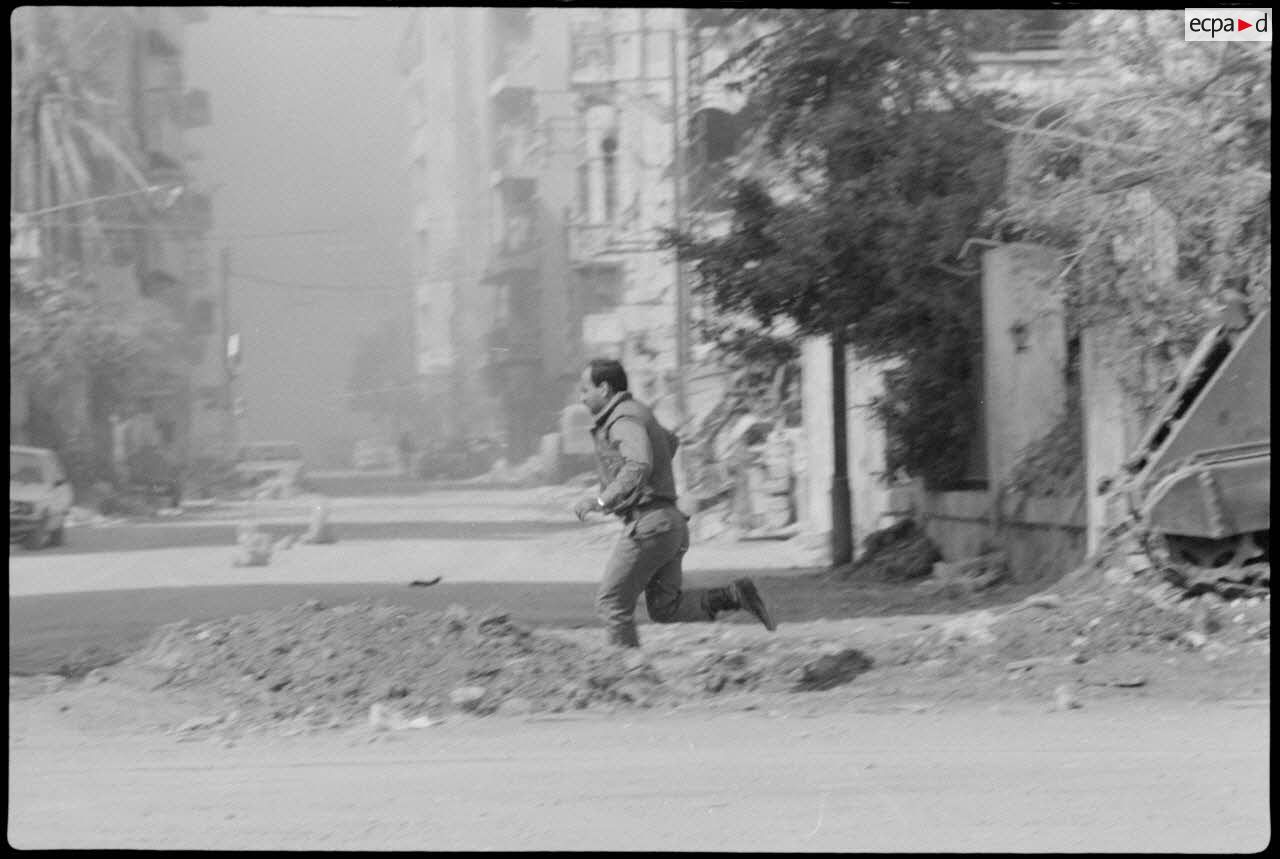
[591,395,680,518]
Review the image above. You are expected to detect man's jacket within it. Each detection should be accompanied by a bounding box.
[590,392,680,517]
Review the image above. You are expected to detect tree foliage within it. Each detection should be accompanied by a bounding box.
[989,10,1271,409]
[11,8,194,474]
[346,318,426,430]
[11,7,154,264]
[10,274,188,408]
[668,9,1020,485]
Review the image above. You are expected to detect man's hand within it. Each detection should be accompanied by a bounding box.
[573,496,603,522]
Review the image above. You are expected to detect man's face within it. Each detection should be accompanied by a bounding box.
[578,366,611,415]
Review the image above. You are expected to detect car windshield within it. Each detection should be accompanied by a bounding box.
[10,451,45,485]
[239,443,302,462]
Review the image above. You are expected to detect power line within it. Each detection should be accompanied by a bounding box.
[231,269,409,295]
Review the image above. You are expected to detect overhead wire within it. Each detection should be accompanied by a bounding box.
[230,268,408,295]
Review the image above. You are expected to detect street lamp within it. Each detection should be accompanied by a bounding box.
[13,182,186,219]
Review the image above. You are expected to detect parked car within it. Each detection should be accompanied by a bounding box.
[124,444,183,508]
[352,438,396,471]
[234,441,307,490]
[10,445,74,549]
[416,435,503,480]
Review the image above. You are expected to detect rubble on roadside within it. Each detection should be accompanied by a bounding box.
[69,522,1267,734]
[850,519,942,582]
[97,600,894,734]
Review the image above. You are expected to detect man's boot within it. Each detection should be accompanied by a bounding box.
[703,578,776,631]
[731,577,776,631]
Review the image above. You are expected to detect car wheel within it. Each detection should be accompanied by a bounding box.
[23,513,49,550]
[47,515,66,547]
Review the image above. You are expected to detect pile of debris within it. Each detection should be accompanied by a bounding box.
[884,527,1271,677]
[847,519,943,582]
[114,602,667,728]
[100,601,887,734]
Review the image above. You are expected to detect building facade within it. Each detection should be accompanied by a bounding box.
[398,8,579,460]
[398,9,747,462]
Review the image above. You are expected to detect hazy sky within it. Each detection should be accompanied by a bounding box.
[184,7,413,465]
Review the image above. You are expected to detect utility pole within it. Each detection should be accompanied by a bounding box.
[830,324,854,567]
[219,247,237,457]
[668,19,692,501]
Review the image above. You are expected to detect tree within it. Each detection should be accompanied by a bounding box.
[11,8,192,480]
[11,270,188,486]
[346,318,427,434]
[11,7,156,265]
[988,10,1270,411]
[668,9,1021,489]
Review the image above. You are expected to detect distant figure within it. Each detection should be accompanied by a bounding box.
[572,358,776,648]
[301,498,337,544]
[398,432,415,476]
[233,521,273,567]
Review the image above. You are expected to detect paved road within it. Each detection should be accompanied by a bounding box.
[9,488,822,597]
[8,697,1270,852]
[25,518,583,554]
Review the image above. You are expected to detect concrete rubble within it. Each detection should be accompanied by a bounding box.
[75,521,1267,734]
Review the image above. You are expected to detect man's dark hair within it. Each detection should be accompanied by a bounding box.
[587,358,628,393]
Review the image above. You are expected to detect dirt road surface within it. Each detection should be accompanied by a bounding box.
[8,692,1268,852]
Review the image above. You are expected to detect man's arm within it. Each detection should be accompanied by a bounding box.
[598,416,652,512]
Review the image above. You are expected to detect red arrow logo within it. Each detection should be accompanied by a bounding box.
[1239,18,1253,30]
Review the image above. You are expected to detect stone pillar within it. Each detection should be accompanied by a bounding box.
[847,358,893,550]
[1081,321,1141,554]
[980,243,1068,490]
[801,336,833,553]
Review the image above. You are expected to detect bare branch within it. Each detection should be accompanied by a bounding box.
[986,119,1158,154]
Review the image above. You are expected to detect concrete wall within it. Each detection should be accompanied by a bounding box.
[799,335,897,563]
[848,355,895,544]
[1080,320,1147,554]
[919,488,1086,580]
[801,337,834,561]
[797,244,1088,580]
[980,242,1069,489]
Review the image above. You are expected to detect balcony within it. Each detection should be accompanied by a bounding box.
[482,207,540,282]
[146,28,181,59]
[490,129,541,197]
[490,46,538,109]
[492,8,532,35]
[567,220,623,269]
[491,174,537,202]
[481,246,540,284]
[145,150,186,185]
[569,18,613,85]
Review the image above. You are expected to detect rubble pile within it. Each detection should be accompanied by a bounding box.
[882,532,1271,676]
[92,524,1266,732]
[119,601,686,728]
[106,601,893,733]
[849,519,942,582]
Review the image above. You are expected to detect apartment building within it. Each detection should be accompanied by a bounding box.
[398,8,752,461]
[10,7,215,470]
[398,8,577,459]
[132,8,219,462]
